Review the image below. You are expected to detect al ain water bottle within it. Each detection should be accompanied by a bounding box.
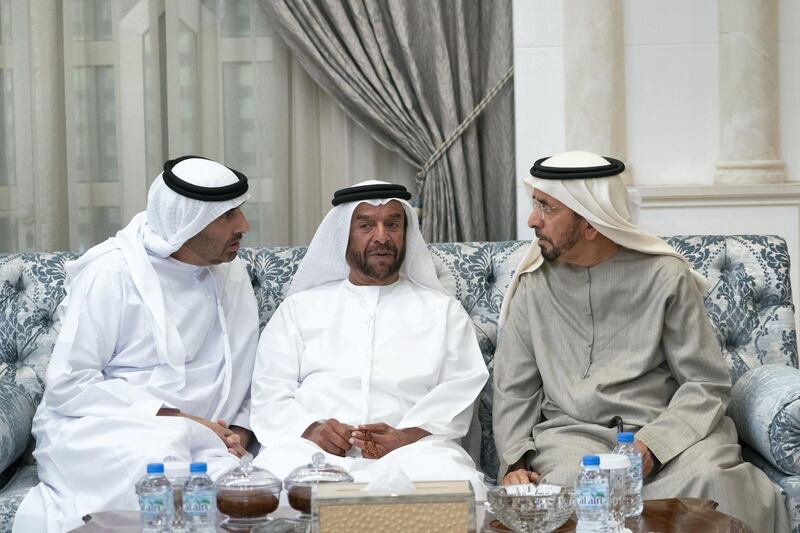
[135,463,175,532]
[575,455,609,532]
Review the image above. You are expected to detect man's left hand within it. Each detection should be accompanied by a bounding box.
[218,419,253,458]
[634,439,656,478]
[350,423,430,459]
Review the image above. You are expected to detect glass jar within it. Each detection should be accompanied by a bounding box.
[215,454,282,529]
[283,453,354,517]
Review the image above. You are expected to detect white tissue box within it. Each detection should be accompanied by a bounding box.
[310,480,476,533]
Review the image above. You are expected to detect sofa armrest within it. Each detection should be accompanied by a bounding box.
[728,364,800,475]
[0,380,36,477]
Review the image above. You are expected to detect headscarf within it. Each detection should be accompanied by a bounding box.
[62,157,251,400]
[499,151,707,325]
[288,180,446,296]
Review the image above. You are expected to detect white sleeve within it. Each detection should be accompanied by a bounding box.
[43,263,164,418]
[398,299,489,438]
[250,299,324,445]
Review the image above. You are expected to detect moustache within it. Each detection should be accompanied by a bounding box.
[534,230,551,244]
[227,232,244,245]
[367,244,397,255]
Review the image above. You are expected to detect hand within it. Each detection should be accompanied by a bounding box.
[302,419,354,456]
[501,458,540,485]
[218,419,252,458]
[634,439,655,477]
[349,423,430,459]
[157,409,248,457]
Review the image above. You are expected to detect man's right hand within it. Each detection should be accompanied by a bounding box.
[501,458,540,485]
[302,419,354,457]
[157,408,248,457]
[502,468,540,485]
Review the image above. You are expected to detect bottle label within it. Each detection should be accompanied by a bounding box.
[140,495,168,518]
[629,455,643,481]
[183,490,214,517]
[576,482,608,510]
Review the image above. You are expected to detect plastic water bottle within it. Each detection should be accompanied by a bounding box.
[613,432,643,517]
[182,462,216,532]
[164,459,189,531]
[135,463,175,532]
[575,455,609,532]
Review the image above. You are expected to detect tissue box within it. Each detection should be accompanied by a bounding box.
[310,480,476,533]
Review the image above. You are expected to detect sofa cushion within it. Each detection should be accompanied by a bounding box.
[666,235,797,382]
[0,465,39,533]
[237,247,307,332]
[0,253,77,476]
[729,364,800,475]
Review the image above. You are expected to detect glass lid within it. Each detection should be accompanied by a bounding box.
[216,453,282,492]
[284,452,354,488]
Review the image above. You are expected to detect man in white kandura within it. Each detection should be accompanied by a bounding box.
[251,180,489,498]
[14,156,259,533]
[493,151,789,532]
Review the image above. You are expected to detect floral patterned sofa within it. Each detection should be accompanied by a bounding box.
[0,235,798,531]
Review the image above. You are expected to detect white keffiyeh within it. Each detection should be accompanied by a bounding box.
[61,158,251,399]
[500,151,707,326]
[288,180,446,296]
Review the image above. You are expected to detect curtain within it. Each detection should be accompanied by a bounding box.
[261,0,515,242]
[0,0,413,253]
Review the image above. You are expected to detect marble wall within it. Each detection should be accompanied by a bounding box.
[513,0,800,233]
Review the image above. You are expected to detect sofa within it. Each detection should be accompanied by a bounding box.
[0,235,798,531]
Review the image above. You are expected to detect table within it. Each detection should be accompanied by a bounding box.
[71,498,752,532]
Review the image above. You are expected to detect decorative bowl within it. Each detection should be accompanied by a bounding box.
[487,483,574,533]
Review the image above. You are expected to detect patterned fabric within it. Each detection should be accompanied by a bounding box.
[781,476,800,533]
[0,236,796,523]
[237,247,307,332]
[729,365,800,475]
[0,253,78,477]
[665,235,797,381]
[0,465,38,533]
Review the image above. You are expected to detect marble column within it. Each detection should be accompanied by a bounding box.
[715,0,785,184]
[563,0,629,182]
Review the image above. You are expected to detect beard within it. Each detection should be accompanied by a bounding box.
[535,221,582,262]
[185,231,243,265]
[347,241,406,280]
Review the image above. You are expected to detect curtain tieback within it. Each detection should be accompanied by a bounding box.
[414,65,515,193]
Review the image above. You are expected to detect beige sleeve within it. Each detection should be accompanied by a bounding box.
[492,275,543,479]
[635,267,732,465]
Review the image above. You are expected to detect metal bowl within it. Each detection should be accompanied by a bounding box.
[487,483,574,533]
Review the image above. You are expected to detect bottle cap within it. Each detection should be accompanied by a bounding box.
[147,463,164,474]
[190,462,208,474]
[582,455,600,466]
[617,432,634,443]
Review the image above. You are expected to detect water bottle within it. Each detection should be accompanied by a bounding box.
[135,463,175,532]
[164,459,189,531]
[183,462,216,532]
[575,455,609,532]
[613,432,643,517]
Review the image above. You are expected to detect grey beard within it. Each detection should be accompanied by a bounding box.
[347,244,405,280]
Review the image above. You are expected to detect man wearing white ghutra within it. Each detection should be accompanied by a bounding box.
[493,151,789,532]
[14,156,259,533]
[251,180,489,499]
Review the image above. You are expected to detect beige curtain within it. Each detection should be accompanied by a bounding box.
[0,0,412,253]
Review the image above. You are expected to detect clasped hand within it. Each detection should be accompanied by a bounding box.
[302,419,429,459]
